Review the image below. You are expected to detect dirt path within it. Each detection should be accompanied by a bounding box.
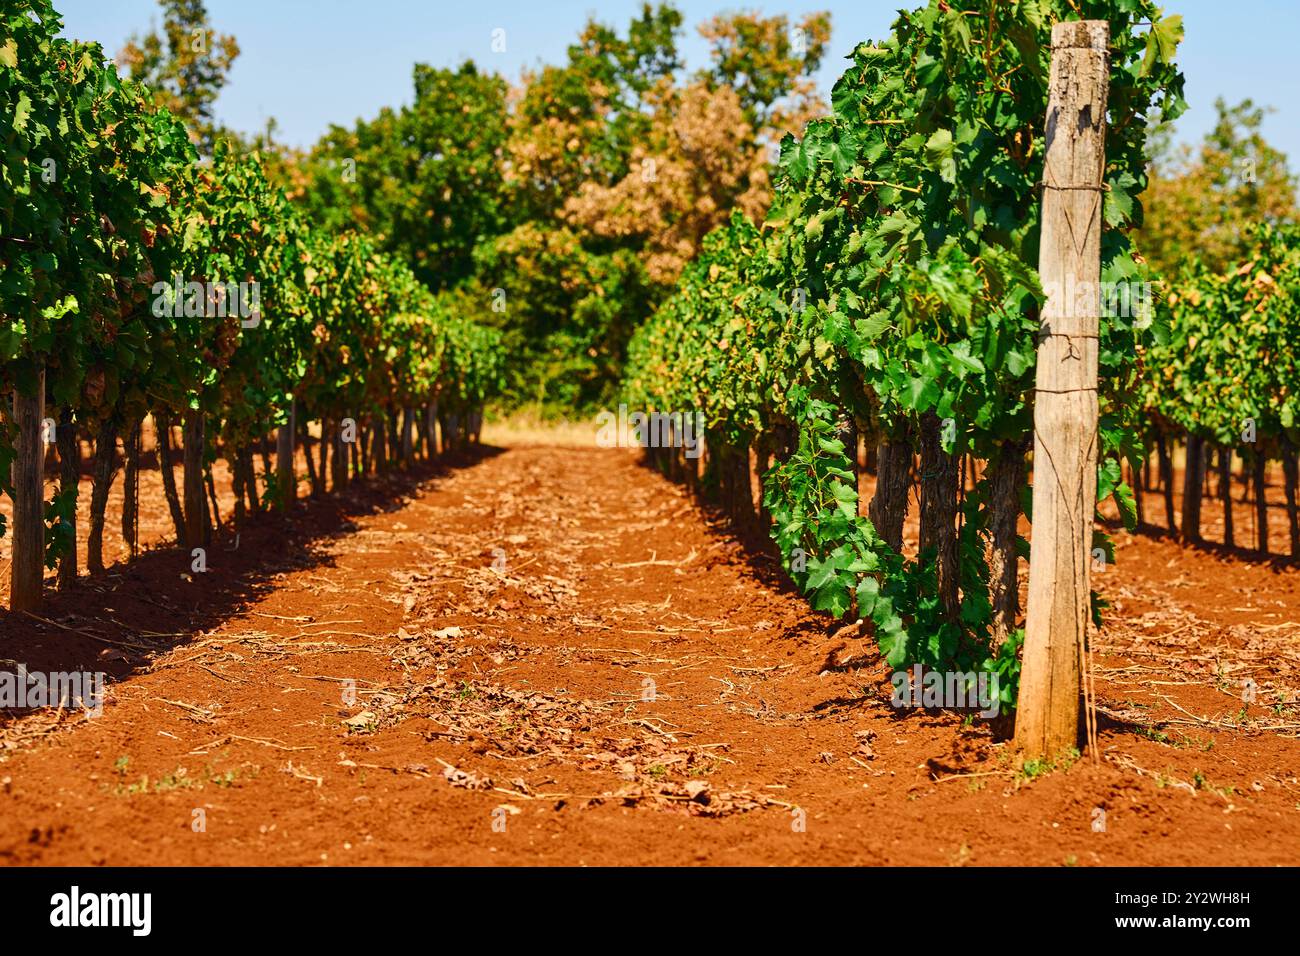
[0,444,1297,866]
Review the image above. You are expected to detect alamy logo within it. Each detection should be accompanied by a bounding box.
[890,664,1001,718]
[1041,277,1154,322]
[595,404,705,459]
[0,667,105,716]
[151,273,261,327]
[50,886,151,936]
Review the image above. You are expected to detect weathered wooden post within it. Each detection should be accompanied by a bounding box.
[277,399,296,507]
[56,408,79,590]
[1016,20,1109,759]
[1181,433,1205,542]
[10,368,46,611]
[425,399,439,457]
[402,406,415,464]
[183,408,206,548]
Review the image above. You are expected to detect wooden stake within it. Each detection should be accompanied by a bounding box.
[1016,20,1109,760]
[1253,451,1268,555]
[1219,447,1234,548]
[1181,434,1205,542]
[402,406,415,465]
[182,409,206,548]
[10,369,46,611]
[277,399,296,508]
[55,408,79,590]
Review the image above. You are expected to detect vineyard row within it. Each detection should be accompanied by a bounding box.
[1,1,506,610]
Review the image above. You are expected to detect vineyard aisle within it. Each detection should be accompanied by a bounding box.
[0,443,1297,866]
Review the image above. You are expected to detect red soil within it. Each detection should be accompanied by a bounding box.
[0,442,1296,866]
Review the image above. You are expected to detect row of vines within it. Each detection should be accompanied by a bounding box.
[0,0,505,609]
[624,0,1187,714]
[1139,224,1300,555]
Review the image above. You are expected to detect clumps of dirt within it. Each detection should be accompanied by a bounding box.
[369,622,788,818]
[6,444,1299,865]
[0,710,83,751]
[579,739,780,817]
[406,678,604,754]
[439,761,495,791]
[589,779,778,817]
[392,624,540,674]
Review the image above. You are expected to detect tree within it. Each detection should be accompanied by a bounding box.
[698,11,831,139]
[560,10,830,287]
[505,3,684,222]
[1136,99,1298,278]
[298,62,510,291]
[285,3,833,408]
[563,80,771,285]
[468,224,651,409]
[117,0,240,156]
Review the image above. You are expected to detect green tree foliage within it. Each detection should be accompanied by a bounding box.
[1136,99,1298,279]
[282,3,835,414]
[301,62,511,291]
[117,0,240,156]
[697,10,831,135]
[506,3,684,222]
[468,224,651,409]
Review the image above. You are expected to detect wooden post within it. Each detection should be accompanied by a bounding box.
[1016,20,1109,759]
[56,408,79,590]
[1181,434,1205,542]
[277,399,296,508]
[402,407,415,465]
[183,409,206,548]
[1252,451,1268,555]
[431,400,447,460]
[10,369,46,611]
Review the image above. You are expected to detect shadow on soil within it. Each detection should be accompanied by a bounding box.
[0,444,505,722]
[1125,517,1299,570]
[632,454,802,593]
[629,455,1023,743]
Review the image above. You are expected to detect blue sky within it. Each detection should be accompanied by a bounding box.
[55,0,1300,163]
